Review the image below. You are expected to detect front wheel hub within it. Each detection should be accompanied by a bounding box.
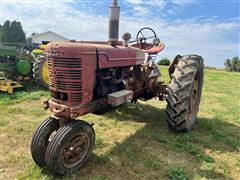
[44,120,95,176]
[62,133,90,168]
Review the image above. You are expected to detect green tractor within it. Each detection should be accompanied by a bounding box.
[31,44,49,88]
[0,44,49,93]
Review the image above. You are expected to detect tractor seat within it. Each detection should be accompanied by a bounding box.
[143,43,165,54]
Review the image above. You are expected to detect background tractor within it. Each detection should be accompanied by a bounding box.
[31,44,49,88]
[0,44,49,93]
[31,0,204,176]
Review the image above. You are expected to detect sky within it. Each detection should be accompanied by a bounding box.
[0,0,239,67]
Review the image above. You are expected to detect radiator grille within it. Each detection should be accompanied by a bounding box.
[48,57,83,102]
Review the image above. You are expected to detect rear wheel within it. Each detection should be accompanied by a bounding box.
[165,55,204,132]
[45,120,95,176]
[31,117,60,167]
[33,55,49,88]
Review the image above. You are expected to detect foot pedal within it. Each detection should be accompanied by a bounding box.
[107,90,133,106]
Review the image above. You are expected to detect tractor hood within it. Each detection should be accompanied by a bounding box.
[45,41,145,68]
[45,41,97,58]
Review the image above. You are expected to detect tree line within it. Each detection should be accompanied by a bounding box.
[224,57,240,72]
[0,20,26,45]
[157,57,240,72]
[0,20,239,72]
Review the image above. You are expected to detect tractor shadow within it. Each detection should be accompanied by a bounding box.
[72,102,239,179]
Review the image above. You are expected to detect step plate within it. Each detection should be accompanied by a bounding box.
[107,90,133,106]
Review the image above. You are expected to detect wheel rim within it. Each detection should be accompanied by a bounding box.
[62,132,90,168]
[41,60,49,84]
[189,76,199,114]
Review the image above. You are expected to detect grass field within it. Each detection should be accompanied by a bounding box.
[0,66,239,180]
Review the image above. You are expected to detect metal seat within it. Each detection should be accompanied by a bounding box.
[143,43,165,54]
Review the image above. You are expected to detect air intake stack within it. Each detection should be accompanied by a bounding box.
[108,0,120,45]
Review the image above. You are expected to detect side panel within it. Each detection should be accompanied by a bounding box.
[97,45,145,68]
[81,54,97,103]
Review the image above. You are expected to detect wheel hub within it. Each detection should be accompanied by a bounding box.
[42,60,49,84]
[74,146,82,155]
[190,79,199,113]
[62,132,89,168]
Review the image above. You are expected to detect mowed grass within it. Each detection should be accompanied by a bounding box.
[0,66,239,180]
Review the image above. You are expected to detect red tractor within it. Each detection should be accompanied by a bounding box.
[31,0,204,176]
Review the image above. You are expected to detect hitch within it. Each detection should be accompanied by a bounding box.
[43,100,49,110]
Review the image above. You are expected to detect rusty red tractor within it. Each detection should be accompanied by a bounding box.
[31,0,204,176]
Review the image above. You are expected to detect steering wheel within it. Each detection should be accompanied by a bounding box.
[136,27,157,50]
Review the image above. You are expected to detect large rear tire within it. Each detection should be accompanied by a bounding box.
[31,117,60,167]
[165,55,204,132]
[33,55,49,88]
[45,120,95,176]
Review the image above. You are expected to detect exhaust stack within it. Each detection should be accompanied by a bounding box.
[108,0,120,45]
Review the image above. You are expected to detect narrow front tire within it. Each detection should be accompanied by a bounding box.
[31,117,60,167]
[45,120,95,176]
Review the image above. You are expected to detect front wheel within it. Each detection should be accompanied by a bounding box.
[31,117,60,167]
[165,55,204,132]
[45,120,95,176]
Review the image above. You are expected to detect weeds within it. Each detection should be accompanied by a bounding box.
[116,141,134,159]
[96,136,104,148]
[92,175,108,180]
[167,165,189,180]
[144,155,162,171]
[0,117,9,126]
[92,154,110,164]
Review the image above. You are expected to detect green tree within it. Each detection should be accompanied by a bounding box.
[2,20,26,44]
[224,57,240,72]
[2,20,11,43]
[14,21,26,43]
[0,25,3,42]
[158,58,171,66]
[26,32,38,44]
